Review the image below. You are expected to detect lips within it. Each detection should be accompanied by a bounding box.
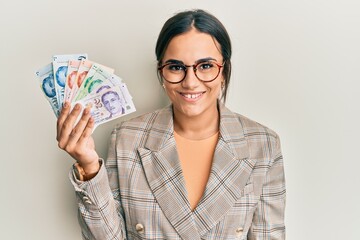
[180,92,205,99]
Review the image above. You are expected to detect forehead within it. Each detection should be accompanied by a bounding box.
[163,28,222,63]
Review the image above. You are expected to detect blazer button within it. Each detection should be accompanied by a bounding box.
[235,227,243,236]
[135,223,144,233]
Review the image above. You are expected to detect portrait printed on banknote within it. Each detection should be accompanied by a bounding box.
[101,90,125,118]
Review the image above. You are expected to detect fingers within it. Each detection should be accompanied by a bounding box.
[64,106,93,152]
[57,103,84,149]
[56,102,71,140]
[77,116,95,146]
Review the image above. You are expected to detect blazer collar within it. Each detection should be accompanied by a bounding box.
[143,102,250,161]
[138,102,253,238]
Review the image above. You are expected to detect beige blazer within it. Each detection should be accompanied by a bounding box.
[70,102,286,240]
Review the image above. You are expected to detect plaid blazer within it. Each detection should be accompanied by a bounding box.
[70,102,286,240]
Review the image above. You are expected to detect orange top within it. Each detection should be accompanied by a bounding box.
[174,131,219,211]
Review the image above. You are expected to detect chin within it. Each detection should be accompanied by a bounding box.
[177,104,207,118]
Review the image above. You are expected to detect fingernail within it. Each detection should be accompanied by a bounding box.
[75,104,80,110]
[63,102,68,108]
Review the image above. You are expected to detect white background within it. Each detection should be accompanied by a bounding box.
[0,0,359,239]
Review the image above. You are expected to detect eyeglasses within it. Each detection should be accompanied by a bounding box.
[158,60,224,84]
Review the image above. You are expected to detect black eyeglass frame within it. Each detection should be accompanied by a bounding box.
[157,61,225,84]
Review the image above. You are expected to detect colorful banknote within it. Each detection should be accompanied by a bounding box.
[69,60,114,102]
[35,63,60,116]
[52,54,88,106]
[74,63,112,101]
[36,54,136,128]
[72,85,136,130]
[74,64,122,101]
[64,60,81,102]
[68,59,93,102]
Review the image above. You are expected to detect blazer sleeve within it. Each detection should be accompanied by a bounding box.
[69,129,126,240]
[247,134,286,240]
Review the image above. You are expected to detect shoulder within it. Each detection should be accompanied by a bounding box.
[235,112,279,141]
[222,105,281,158]
[221,103,279,141]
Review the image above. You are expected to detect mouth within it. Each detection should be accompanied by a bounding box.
[179,91,205,101]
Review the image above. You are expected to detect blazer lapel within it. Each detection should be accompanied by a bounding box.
[192,103,255,236]
[137,103,255,238]
[137,106,201,240]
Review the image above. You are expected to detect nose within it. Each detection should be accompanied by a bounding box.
[181,67,200,89]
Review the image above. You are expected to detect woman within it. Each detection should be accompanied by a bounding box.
[57,9,286,240]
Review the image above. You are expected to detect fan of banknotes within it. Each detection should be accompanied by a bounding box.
[35,54,136,129]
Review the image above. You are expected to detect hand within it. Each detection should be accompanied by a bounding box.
[57,102,100,174]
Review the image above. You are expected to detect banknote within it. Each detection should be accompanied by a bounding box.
[73,85,136,129]
[75,65,123,101]
[64,60,81,102]
[68,59,92,102]
[35,63,60,116]
[69,60,114,102]
[36,54,136,130]
[119,82,134,103]
[52,54,88,106]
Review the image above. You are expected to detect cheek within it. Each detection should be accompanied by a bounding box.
[208,81,222,96]
[164,86,177,98]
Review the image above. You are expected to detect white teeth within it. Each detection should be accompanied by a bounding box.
[183,93,202,99]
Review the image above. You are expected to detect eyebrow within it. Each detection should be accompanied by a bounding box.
[164,57,217,65]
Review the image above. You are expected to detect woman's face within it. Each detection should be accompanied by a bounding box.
[162,28,224,119]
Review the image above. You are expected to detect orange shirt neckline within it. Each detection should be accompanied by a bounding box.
[174,130,219,211]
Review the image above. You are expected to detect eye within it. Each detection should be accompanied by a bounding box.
[198,62,215,71]
[166,64,185,72]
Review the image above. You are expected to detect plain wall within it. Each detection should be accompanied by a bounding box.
[1,0,359,239]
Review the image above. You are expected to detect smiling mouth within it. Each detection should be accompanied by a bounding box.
[180,92,205,99]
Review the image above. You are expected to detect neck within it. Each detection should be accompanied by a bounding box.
[173,103,220,140]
